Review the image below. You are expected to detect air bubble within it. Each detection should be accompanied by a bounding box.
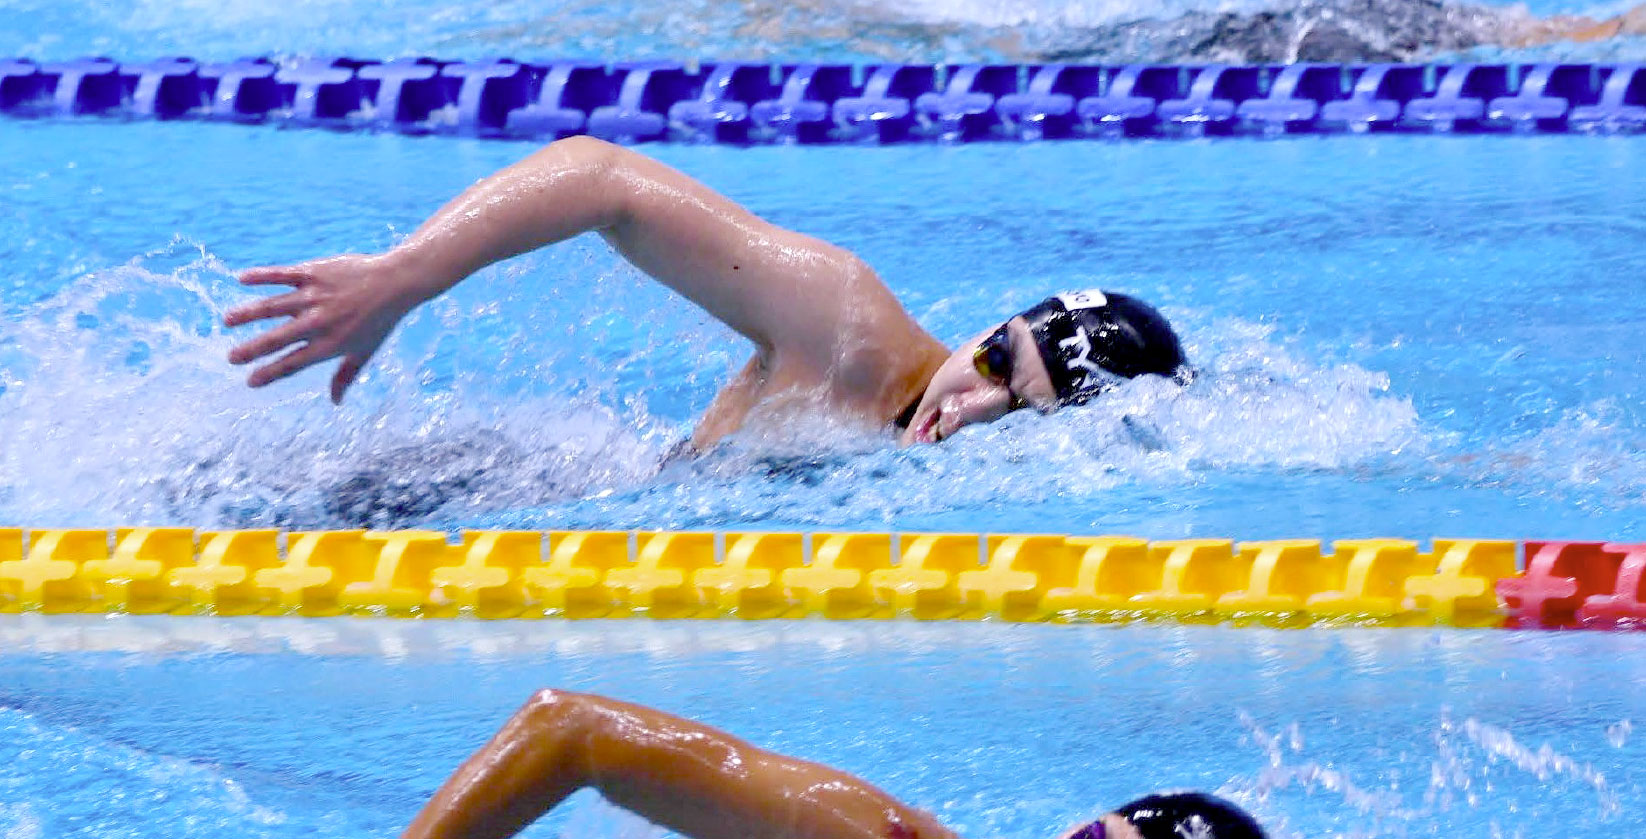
[1605,719,1631,749]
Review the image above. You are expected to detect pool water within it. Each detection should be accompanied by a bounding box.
[0,618,1641,839]
[5,2,1646,839]
[1,122,1643,537]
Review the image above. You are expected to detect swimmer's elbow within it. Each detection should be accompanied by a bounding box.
[517,689,602,773]
[519,688,594,731]
[543,135,623,175]
[522,136,628,226]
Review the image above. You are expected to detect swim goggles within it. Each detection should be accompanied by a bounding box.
[972,323,1014,384]
[971,324,1029,412]
[1068,821,1107,839]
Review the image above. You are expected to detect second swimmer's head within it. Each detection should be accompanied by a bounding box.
[900,289,1186,445]
[1063,792,1266,839]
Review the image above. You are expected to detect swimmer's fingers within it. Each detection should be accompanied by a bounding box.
[248,342,336,389]
[329,352,373,404]
[228,316,316,366]
[223,290,310,328]
[237,265,312,288]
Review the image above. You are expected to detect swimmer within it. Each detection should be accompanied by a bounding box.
[1020,0,1646,65]
[225,137,1185,451]
[402,688,1266,839]
[719,0,1646,65]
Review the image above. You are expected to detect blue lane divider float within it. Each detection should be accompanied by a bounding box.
[2,57,1644,141]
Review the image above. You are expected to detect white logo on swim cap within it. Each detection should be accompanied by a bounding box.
[1175,815,1214,839]
[1056,290,1108,311]
[1058,325,1107,390]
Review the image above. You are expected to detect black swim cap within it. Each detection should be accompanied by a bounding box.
[1114,792,1267,839]
[1016,290,1186,405]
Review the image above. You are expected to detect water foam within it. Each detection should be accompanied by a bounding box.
[0,238,671,529]
[0,704,288,837]
[1437,400,1646,514]
[1236,710,1623,839]
[7,0,1632,64]
[0,239,1427,531]
[540,310,1423,531]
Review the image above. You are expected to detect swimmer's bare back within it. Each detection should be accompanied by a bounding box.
[1017,0,1646,64]
[402,689,960,839]
[1543,3,1646,43]
[225,136,950,449]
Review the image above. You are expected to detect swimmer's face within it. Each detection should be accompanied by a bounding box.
[1053,814,1143,839]
[899,316,1059,446]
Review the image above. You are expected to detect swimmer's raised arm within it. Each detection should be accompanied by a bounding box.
[401,689,958,839]
[226,136,937,414]
[1502,2,1646,46]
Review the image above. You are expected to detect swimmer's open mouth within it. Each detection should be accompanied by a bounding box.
[914,408,944,444]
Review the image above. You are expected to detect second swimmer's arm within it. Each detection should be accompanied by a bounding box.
[402,689,959,839]
[1506,3,1646,45]
[226,136,887,401]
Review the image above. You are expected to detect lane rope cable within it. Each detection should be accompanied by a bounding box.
[1,58,1643,141]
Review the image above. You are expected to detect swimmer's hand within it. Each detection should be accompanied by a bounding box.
[225,253,422,403]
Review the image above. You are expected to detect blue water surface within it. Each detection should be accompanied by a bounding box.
[4,5,1646,839]
[1,120,1643,538]
[0,618,1641,839]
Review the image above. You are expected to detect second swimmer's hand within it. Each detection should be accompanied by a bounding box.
[224,253,423,404]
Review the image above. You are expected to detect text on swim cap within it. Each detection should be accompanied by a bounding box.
[1177,816,1214,839]
[1056,290,1108,311]
[1058,326,1107,390]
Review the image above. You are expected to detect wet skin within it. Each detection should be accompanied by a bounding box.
[225,136,954,451]
[226,137,1082,453]
[402,689,960,839]
[900,316,1060,446]
[403,689,1145,839]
